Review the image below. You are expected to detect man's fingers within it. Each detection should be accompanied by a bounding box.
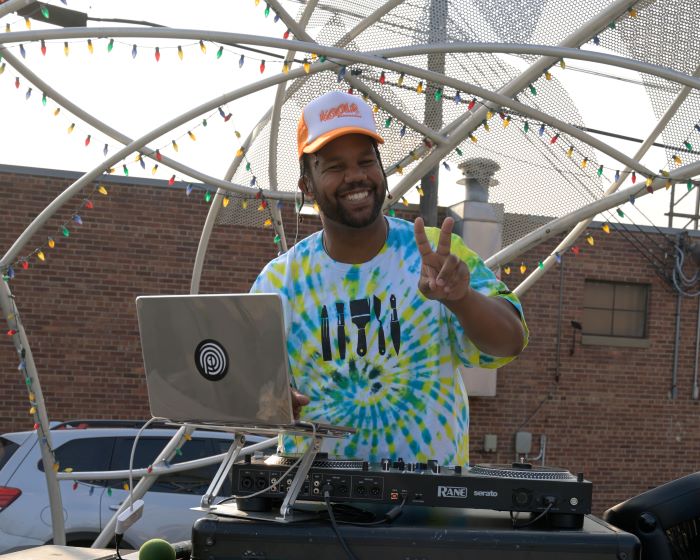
[413,217,433,257]
[291,388,310,405]
[436,217,454,257]
[436,254,459,285]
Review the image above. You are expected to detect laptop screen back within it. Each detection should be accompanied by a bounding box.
[136,293,294,427]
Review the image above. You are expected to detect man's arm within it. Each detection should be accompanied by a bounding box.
[414,216,526,359]
[443,289,525,357]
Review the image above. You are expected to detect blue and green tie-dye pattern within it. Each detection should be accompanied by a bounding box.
[251,216,527,466]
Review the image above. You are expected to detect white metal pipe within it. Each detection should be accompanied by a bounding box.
[487,160,700,268]
[92,425,193,549]
[56,436,277,481]
[0,282,65,545]
[0,0,33,19]
[2,30,698,92]
[265,0,317,255]
[515,63,700,295]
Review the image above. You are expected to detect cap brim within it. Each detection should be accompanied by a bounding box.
[301,127,384,158]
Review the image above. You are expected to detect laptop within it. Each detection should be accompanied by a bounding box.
[135,293,353,437]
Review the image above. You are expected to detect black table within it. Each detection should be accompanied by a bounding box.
[192,505,640,560]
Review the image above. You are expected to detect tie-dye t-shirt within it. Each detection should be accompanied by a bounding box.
[251,216,526,466]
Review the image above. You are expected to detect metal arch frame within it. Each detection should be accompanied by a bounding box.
[0,57,334,270]
[0,0,33,19]
[191,0,321,290]
[512,62,700,295]
[191,0,409,293]
[0,0,698,545]
[0,48,292,201]
[485,158,700,269]
[0,34,692,253]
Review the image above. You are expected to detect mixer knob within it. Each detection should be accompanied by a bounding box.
[393,458,405,471]
[406,462,416,472]
[381,458,391,471]
[416,462,428,472]
[428,459,439,473]
[454,465,462,475]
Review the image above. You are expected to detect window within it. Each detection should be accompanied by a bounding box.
[111,437,229,495]
[582,280,649,344]
[0,438,20,470]
[39,437,114,473]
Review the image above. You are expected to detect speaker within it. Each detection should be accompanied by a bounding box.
[603,471,700,560]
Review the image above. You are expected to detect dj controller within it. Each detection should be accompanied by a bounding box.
[230,454,592,529]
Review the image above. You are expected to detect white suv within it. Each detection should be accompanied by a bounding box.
[0,420,265,553]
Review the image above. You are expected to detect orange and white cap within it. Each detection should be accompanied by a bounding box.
[297,91,384,159]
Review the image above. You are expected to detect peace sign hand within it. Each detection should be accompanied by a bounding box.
[414,217,472,302]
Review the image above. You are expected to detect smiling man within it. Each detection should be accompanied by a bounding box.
[251,91,527,466]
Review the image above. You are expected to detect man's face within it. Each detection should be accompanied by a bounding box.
[302,134,386,228]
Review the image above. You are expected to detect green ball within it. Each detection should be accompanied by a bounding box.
[138,538,175,560]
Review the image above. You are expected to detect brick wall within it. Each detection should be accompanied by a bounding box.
[1,167,699,515]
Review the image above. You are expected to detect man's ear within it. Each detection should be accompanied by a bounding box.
[298,177,313,198]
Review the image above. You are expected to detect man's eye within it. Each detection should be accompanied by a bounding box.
[324,165,342,172]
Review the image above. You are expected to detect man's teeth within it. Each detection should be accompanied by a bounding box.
[344,191,370,201]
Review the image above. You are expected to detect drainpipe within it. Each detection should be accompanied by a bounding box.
[671,290,681,400]
[693,300,700,400]
[554,254,565,383]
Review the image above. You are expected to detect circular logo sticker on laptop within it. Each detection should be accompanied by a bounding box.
[194,339,229,381]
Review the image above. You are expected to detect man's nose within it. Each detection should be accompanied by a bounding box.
[344,163,367,183]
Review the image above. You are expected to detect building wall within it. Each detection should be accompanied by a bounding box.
[1,167,699,515]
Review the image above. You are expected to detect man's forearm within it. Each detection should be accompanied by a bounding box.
[443,289,526,357]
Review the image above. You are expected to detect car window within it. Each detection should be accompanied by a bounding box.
[0,437,20,470]
[111,437,230,495]
[38,437,115,473]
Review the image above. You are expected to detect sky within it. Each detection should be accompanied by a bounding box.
[0,0,692,231]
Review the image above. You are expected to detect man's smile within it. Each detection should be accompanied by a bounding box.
[340,189,372,202]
